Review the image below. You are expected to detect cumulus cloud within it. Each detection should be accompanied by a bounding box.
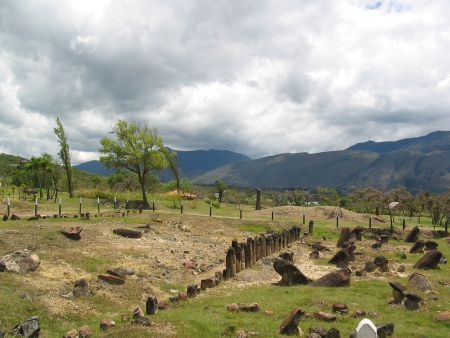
[0,0,450,163]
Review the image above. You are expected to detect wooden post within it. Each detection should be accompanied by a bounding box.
[369,217,372,229]
[79,197,82,215]
[114,196,117,210]
[255,188,262,210]
[97,197,100,214]
[239,207,243,220]
[271,210,274,221]
[209,201,212,217]
[34,198,38,216]
[7,197,10,218]
[59,198,62,216]
[336,216,339,228]
[152,198,155,212]
[309,220,314,235]
[226,247,236,278]
[303,214,305,224]
[181,200,184,214]
[402,219,406,231]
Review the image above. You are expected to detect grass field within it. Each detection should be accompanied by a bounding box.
[0,197,448,337]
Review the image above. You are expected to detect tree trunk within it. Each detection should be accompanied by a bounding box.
[138,172,149,208]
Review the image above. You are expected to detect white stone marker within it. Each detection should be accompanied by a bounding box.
[355,318,377,338]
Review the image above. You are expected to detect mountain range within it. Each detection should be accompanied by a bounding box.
[3,131,450,192]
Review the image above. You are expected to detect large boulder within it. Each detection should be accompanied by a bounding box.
[409,240,425,254]
[11,316,40,338]
[0,250,40,273]
[407,272,433,292]
[413,250,443,269]
[374,255,389,272]
[405,226,420,243]
[311,268,351,287]
[279,308,305,335]
[336,228,351,248]
[329,245,355,268]
[273,258,311,285]
[61,226,82,240]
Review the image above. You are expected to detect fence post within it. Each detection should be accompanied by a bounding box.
[152,197,155,212]
[97,197,100,214]
[181,200,183,214]
[240,207,243,220]
[34,198,38,217]
[114,196,117,210]
[336,216,339,228]
[79,197,82,215]
[59,198,62,216]
[303,214,305,225]
[369,217,372,229]
[209,201,212,217]
[7,198,10,218]
[271,210,274,221]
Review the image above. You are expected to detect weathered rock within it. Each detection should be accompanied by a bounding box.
[73,278,90,298]
[10,214,20,220]
[405,226,420,243]
[0,261,6,272]
[187,284,199,297]
[113,228,142,238]
[351,226,364,241]
[388,281,405,304]
[64,329,78,338]
[435,310,450,322]
[279,307,305,336]
[364,261,377,273]
[273,258,311,285]
[409,240,425,253]
[413,250,443,269]
[2,214,8,221]
[332,303,348,315]
[397,265,406,273]
[11,316,40,338]
[374,255,389,272]
[200,278,215,290]
[235,329,258,338]
[404,293,422,310]
[132,307,151,326]
[312,242,330,252]
[158,300,169,310]
[61,226,82,240]
[408,272,432,291]
[379,234,389,244]
[351,309,366,318]
[146,296,158,315]
[353,318,377,338]
[99,319,115,331]
[0,250,40,273]
[279,252,294,263]
[79,325,92,337]
[106,267,135,278]
[336,228,351,248]
[98,274,125,285]
[314,311,336,322]
[376,323,394,338]
[310,251,320,259]
[425,240,438,251]
[311,268,351,287]
[226,303,260,312]
[355,269,366,277]
[309,327,327,337]
[329,246,355,268]
[371,241,382,249]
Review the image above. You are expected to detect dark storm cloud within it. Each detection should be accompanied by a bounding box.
[1,0,450,163]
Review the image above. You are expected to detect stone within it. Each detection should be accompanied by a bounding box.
[73,278,90,298]
[413,250,443,269]
[435,310,450,322]
[158,300,169,310]
[235,329,258,338]
[178,292,188,300]
[132,307,151,326]
[397,265,406,273]
[371,241,382,249]
[279,307,305,336]
[2,214,8,221]
[0,261,6,272]
[169,296,179,304]
[310,251,320,259]
[187,284,199,297]
[336,228,351,248]
[146,296,158,315]
[279,252,294,262]
[314,311,336,322]
[113,228,142,238]
[226,246,237,278]
[11,316,40,338]
[312,242,330,251]
[61,226,82,240]
[106,267,135,278]
[379,235,389,244]
[311,268,351,287]
[325,328,341,338]
[354,318,377,338]
[375,323,394,338]
[352,310,366,318]
[0,250,40,273]
[273,258,311,285]
[332,303,348,314]
[408,272,433,292]
[98,274,125,285]
[226,303,260,312]
[425,240,438,251]
[79,325,92,337]
[404,293,422,310]
[100,319,115,331]
[388,281,405,304]
[373,255,389,272]
[11,214,20,220]
[329,246,355,268]
[409,240,425,253]
[355,269,366,277]
[405,226,420,243]
[364,261,377,273]
[351,226,364,240]
[309,327,327,336]
[200,278,215,290]
[64,329,78,338]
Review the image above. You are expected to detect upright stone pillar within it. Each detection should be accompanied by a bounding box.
[256,188,262,210]
[226,247,236,278]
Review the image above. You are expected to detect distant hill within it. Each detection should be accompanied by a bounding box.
[193,131,450,193]
[0,153,24,176]
[74,149,250,179]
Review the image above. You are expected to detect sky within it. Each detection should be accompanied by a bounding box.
[1,0,450,164]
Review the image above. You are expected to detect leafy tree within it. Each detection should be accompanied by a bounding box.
[162,148,181,194]
[54,118,74,197]
[215,179,227,203]
[99,120,167,207]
